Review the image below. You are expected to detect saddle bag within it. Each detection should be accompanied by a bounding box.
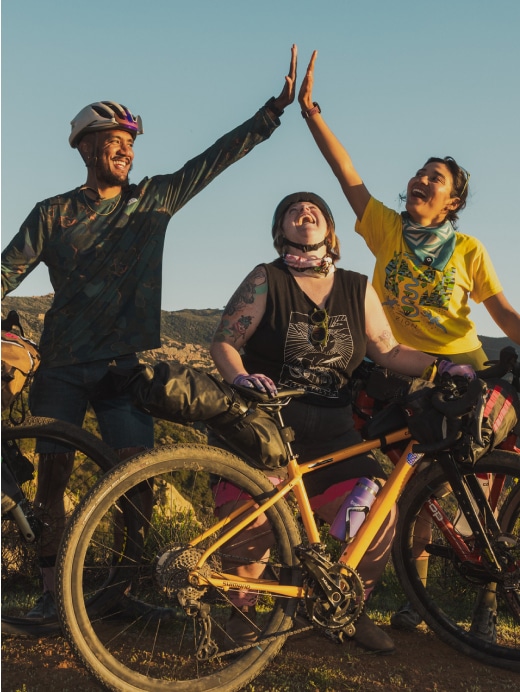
[110,361,289,470]
[207,406,290,471]
[120,361,243,423]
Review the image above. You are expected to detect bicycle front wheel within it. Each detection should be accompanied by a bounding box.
[393,449,520,671]
[1,417,120,637]
[56,444,302,692]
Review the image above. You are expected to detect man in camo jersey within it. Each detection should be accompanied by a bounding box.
[1,46,297,617]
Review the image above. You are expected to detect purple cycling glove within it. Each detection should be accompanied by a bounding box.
[437,359,476,380]
[233,373,278,397]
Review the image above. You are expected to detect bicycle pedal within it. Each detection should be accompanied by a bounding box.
[425,543,453,559]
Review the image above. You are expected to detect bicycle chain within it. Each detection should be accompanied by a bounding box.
[213,620,316,659]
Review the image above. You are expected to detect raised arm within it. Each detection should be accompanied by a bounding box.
[160,45,298,218]
[210,265,277,395]
[298,50,371,221]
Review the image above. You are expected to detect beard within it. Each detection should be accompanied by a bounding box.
[95,158,133,187]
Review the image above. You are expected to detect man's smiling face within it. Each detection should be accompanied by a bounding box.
[90,129,135,188]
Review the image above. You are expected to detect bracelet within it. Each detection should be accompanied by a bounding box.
[421,358,440,382]
[264,96,284,118]
[301,102,321,119]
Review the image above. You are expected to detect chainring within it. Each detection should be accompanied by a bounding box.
[305,562,365,630]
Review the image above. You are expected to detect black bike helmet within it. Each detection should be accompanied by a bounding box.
[271,192,335,236]
[271,192,340,259]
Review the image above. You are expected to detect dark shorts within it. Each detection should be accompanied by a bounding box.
[210,400,384,502]
[29,355,154,454]
[282,400,384,497]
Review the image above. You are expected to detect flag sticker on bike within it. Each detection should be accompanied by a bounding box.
[406,452,424,467]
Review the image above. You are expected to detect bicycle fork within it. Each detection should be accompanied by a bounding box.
[426,452,517,580]
[1,460,39,542]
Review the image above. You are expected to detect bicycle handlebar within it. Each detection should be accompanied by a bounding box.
[411,347,519,455]
[230,383,306,405]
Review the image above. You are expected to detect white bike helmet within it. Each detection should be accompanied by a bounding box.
[69,101,143,148]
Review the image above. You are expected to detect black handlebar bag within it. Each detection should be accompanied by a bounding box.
[402,377,518,462]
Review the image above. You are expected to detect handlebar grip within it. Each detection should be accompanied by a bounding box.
[1,310,22,333]
[230,384,305,404]
[430,378,486,417]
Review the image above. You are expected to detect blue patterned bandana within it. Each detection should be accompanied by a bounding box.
[401,213,456,271]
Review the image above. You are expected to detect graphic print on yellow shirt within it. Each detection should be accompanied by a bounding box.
[383,250,457,332]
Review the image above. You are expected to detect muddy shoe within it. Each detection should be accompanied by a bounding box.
[26,591,56,619]
[225,605,258,646]
[390,602,423,631]
[351,612,395,654]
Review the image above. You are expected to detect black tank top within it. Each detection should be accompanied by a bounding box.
[243,258,368,407]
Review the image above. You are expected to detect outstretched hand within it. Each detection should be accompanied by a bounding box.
[298,50,318,111]
[272,44,298,112]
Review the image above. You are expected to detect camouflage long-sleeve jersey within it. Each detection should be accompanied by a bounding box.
[1,104,280,368]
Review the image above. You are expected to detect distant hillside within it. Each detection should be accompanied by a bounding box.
[2,293,516,366]
[1,295,222,372]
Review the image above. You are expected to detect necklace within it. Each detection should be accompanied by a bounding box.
[82,190,121,216]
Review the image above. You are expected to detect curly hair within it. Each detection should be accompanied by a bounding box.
[425,156,470,225]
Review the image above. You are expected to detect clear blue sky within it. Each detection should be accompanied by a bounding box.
[2,0,519,338]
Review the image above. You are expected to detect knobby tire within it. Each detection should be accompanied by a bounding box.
[57,444,302,692]
[1,416,120,637]
[393,449,520,672]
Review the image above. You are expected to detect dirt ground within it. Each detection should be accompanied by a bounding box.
[2,621,520,692]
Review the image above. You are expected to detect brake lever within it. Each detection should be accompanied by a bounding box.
[477,346,518,381]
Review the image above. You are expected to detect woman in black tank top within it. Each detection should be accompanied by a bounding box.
[210,192,472,653]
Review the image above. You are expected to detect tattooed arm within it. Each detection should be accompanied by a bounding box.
[210,265,269,385]
[364,282,436,376]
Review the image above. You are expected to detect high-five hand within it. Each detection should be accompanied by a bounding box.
[298,49,318,111]
[272,44,298,112]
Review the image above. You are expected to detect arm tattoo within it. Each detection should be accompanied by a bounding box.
[376,329,400,356]
[223,266,267,316]
[213,267,267,344]
[213,314,254,344]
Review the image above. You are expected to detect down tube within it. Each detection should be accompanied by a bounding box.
[340,441,420,568]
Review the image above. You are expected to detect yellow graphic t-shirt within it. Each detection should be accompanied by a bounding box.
[355,197,502,354]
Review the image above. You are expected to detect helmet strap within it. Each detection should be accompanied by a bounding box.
[282,237,326,252]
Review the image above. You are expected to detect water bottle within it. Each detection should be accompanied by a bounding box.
[329,477,380,542]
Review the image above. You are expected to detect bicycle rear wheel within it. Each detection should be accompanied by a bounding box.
[1,417,120,636]
[57,444,302,692]
[393,449,520,671]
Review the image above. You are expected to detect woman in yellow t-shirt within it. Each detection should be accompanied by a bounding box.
[297,50,520,638]
[298,51,520,370]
